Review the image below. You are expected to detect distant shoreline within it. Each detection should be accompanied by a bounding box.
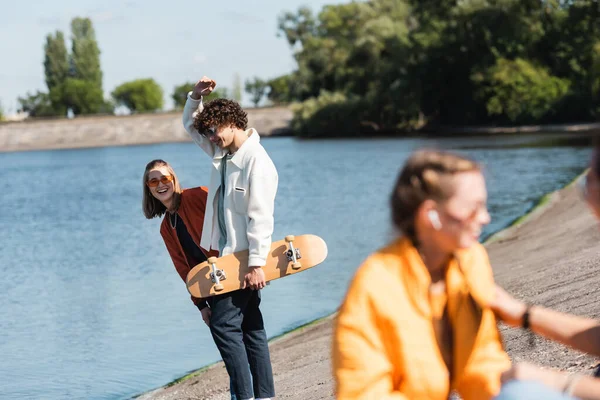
[0,106,293,153]
[1,107,598,153]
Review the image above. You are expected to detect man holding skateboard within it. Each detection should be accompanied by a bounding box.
[182,76,277,400]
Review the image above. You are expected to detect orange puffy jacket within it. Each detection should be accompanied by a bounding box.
[333,237,510,400]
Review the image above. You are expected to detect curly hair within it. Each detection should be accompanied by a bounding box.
[193,98,248,134]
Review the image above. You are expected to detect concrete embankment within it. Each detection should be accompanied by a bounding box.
[0,106,293,153]
[136,173,600,400]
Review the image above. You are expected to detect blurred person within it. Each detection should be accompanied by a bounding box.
[332,149,510,399]
[490,143,600,400]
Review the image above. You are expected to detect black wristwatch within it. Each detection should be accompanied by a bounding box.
[522,305,531,329]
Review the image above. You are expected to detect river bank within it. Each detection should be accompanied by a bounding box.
[0,106,293,153]
[135,172,600,399]
[1,105,599,153]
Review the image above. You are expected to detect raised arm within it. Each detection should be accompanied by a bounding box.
[182,77,217,158]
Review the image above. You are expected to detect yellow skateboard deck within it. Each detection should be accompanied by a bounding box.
[186,234,328,298]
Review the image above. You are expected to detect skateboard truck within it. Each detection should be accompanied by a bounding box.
[285,235,302,270]
[208,257,226,291]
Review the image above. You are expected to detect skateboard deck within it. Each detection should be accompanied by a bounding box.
[186,234,328,298]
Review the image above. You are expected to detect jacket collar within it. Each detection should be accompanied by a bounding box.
[211,128,260,169]
[230,128,259,168]
[396,237,485,317]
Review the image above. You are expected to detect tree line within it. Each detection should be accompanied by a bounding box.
[244,0,600,136]
[13,2,600,138]
[15,18,269,118]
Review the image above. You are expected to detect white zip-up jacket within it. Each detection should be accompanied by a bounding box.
[183,93,278,267]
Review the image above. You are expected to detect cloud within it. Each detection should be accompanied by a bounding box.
[37,11,124,27]
[178,29,194,40]
[219,11,264,25]
[38,16,65,26]
[193,53,207,65]
[92,11,115,23]
[90,11,126,24]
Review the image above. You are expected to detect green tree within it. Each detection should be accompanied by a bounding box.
[112,78,164,112]
[44,31,69,92]
[267,74,295,104]
[18,91,57,117]
[291,91,367,136]
[18,16,109,118]
[278,6,317,48]
[171,82,229,109]
[62,78,107,115]
[245,77,268,107]
[0,101,4,121]
[67,17,105,115]
[542,0,600,118]
[472,58,570,123]
[204,88,229,102]
[277,0,593,133]
[70,17,102,87]
[56,17,106,116]
[43,31,70,116]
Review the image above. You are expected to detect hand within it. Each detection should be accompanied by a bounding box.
[501,362,568,392]
[488,284,528,328]
[200,307,211,327]
[191,76,216,100]
[243,267,266,290]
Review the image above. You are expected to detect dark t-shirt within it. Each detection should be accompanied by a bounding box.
[170,212,209,310]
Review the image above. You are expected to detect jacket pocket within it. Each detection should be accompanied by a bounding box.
[232,186,248,214]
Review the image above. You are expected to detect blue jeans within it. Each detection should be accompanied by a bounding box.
[230,376,236,400]
[495,381,578,400]
[229,369,252,400]
[208,289,275,400]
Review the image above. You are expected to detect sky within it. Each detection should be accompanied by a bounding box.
[0,0,347,114]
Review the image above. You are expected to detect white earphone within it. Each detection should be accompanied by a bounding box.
[428,210,442,231]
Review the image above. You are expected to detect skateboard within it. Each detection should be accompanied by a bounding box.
[186,234,328,298]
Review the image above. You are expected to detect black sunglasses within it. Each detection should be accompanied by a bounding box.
[201,127,217,138]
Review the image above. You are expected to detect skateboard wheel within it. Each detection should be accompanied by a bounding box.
[285,235,295,242]
[292,262,301,270]
[208,257,218,264]
[215,283,224,291]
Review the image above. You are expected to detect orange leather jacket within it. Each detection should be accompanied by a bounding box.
[160,187,218,307]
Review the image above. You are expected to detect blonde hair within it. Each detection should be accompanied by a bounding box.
[142,159,182,219]
[390,149,481,242]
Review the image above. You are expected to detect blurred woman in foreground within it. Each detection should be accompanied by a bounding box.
[491,143,600,400]
[333,150,510,399]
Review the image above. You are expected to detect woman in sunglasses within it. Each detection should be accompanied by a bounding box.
[332,150,510,400]
[142,159,216,324]
[490,144,600,399]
